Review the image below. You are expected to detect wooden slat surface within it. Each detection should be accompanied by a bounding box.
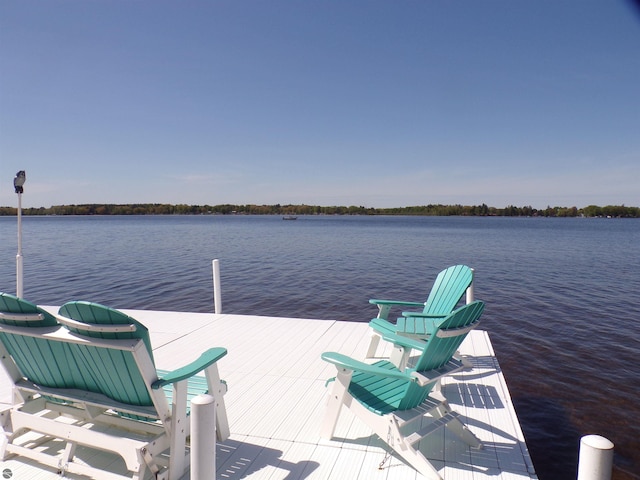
[0,308,538,479]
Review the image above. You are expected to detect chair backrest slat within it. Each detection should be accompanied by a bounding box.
[398,300,484,410]
[0,292,71,388]
[72,344,152,405]
[423,265,473,314]
[59,301,154,363]
[59,301,156,406]
[414,300,484,372]
[0,332,73,388]
[0,292,58,327]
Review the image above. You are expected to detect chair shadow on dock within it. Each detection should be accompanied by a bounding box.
[328,401,535,479]
[406,354,499,376]
[330,430,536,478]
[464,354,501,370]
[217,439,319,479]
[443,382,506,410]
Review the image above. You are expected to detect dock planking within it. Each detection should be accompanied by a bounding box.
[0,308,537,479]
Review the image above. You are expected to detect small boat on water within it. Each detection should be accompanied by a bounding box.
[282,215,297,220]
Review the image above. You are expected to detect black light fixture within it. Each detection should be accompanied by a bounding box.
[14,170,26,194]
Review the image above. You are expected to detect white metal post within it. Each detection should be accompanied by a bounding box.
[16,191,23,298]
[212,259,222,314]
[577,435,614,480]
[13,170,26,298]
[466,268,475,304]
[191,394,217,479]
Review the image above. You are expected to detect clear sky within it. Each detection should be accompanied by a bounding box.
[1,0,639,210]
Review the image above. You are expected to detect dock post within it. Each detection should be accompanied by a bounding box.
[191,394,217,479]
[577,435,614,480]
[16,193,23,298]
[14,170,26,298]
[466,268,475,304]
[212,259,222,314]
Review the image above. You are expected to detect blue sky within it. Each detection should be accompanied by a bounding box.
[1,1,639,210]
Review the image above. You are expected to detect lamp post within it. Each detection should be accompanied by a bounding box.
[14,171,26,298]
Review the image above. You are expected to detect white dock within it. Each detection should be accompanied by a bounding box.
[0,309,538,479]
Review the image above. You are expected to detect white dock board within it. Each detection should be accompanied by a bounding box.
[0,309,538,479]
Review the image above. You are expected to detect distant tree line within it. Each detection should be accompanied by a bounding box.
[0,203,638,218]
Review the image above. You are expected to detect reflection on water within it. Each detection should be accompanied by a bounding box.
[1,215,639,479]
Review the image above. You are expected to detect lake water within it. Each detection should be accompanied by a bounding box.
[1,214,638,480]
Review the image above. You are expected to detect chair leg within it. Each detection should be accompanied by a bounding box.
[392,443,443,480]
[376,416,444,480]
[446,416,482,448]
[169,381,188,480]
[320,369,352,440]
[0,412,10,461]
[430,393,482,449]
[61,441,77,468]
[365,331,381,358]
[342,395,448,480]
[139,444,161,480]
[389,344,411,370]
[205,365,230,442]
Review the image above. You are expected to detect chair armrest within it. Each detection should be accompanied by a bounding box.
[321,352,411,381]
[369,299,425,308]
[152,347,228,389]
[370,299,426,320]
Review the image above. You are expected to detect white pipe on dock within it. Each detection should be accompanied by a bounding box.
[466,268,475,304]
[191,394,217,479]
[212,259,222,314]
[577,435,614,480]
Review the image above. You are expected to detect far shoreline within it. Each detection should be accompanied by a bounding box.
[1,203,638,218]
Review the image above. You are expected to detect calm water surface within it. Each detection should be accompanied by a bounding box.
[1,215,638,480]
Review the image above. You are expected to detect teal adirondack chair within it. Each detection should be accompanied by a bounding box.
[321,300,485,480]
[0,293,229,480]
[366,264,474,358]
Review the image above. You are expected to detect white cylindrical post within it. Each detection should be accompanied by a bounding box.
[577,435,614,480]
[191,394,217,479]
[16,192,23,298]
[212,259,222,314]
[466,268,474,304]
